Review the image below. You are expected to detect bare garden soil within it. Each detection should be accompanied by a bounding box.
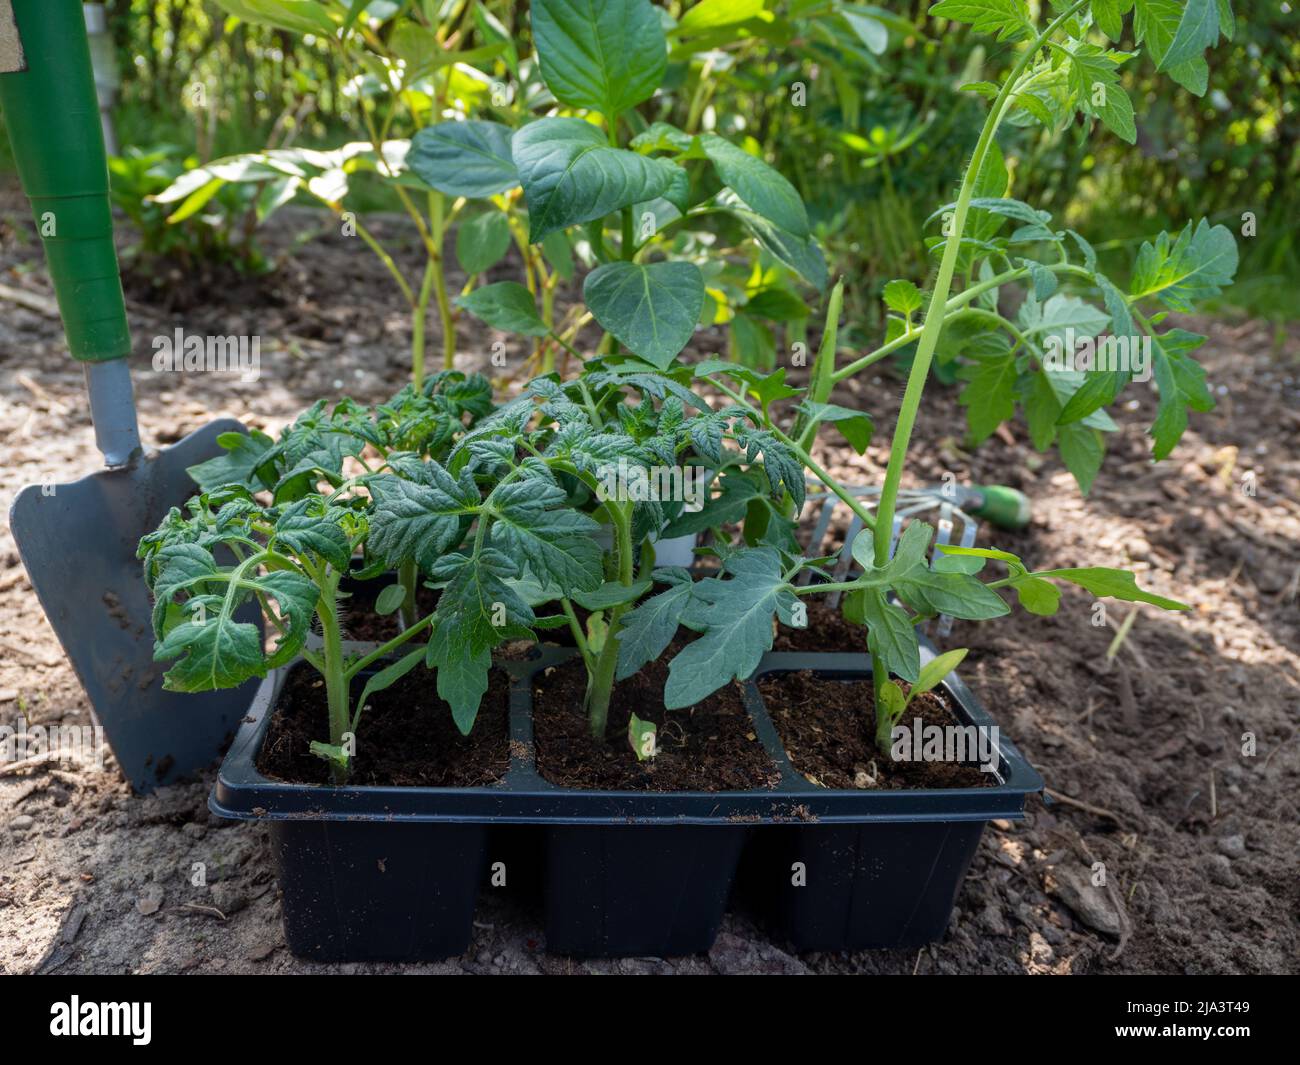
[1,185,1297,974]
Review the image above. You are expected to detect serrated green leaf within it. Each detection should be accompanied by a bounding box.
[1149,328,1213,460]
[1160,0,1219,70]
[1130,219,1238,311]
[367,464,479,571]
[488,478,604,592]
[572,579,653,611]
[664,549,796,707]
[615,577,695,680]
[883,278,924,316]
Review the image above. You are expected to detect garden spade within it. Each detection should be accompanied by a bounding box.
[1,0,258,791]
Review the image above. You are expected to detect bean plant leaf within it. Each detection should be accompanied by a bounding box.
[531,0,667,117]
[513,118,681,242]
[456,210,513,275]
[664,549,797,708]
[456,282,550,337]
[408,120,519,198]
[699,135,809,237]
[584,261,705,369]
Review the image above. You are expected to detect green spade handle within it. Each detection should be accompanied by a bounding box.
[0,0,131,362]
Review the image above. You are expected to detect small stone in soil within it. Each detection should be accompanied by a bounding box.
[136,884,165,916]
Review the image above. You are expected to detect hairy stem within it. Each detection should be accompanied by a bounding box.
[585,502,634,739]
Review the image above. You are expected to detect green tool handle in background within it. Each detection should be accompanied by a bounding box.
[0,0,131,362]
[965,485,1032,531]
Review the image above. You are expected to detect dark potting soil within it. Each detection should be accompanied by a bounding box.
[532,649,781,792]
[771,600,868,653]
[340,583,440,642]
[760,670,995,790]
[258,663,509,787]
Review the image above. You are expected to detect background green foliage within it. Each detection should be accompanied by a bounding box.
[0,0,1294,317]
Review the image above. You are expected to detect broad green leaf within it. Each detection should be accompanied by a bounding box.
[731,207,829,287]
[584,261,704,369]
[912,648,969,698]
[513,118,680,242]
[615,573,695,681]
[456,281,550,337]
[531,0,667,116]
[675,0,765,34]
[367,464,479,571]
[212,0,337,35]
[893,567,1010,620]
[664,549,797,707]
[456,210,513,276]
[858,587,920,683]
[1130,219,1238,311]
[187,429,275,493]
[700,135,808,237]
[929,0,1032,41]
[958,349,1017,445]
[1058,423,1105,495]
[1013,576,1061,615]
[1042,567,1189,610]
[1091,0,1133,40]
[426,550,534,733]
[157,614,265,693]
[408,121,518,199]
[274,499,352,571]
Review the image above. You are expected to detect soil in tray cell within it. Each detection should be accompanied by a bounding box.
[760,670,996,790]
[532,648,781,792]
[258,663,510,787]
[339,583,440,643]
[770,601,869,654]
